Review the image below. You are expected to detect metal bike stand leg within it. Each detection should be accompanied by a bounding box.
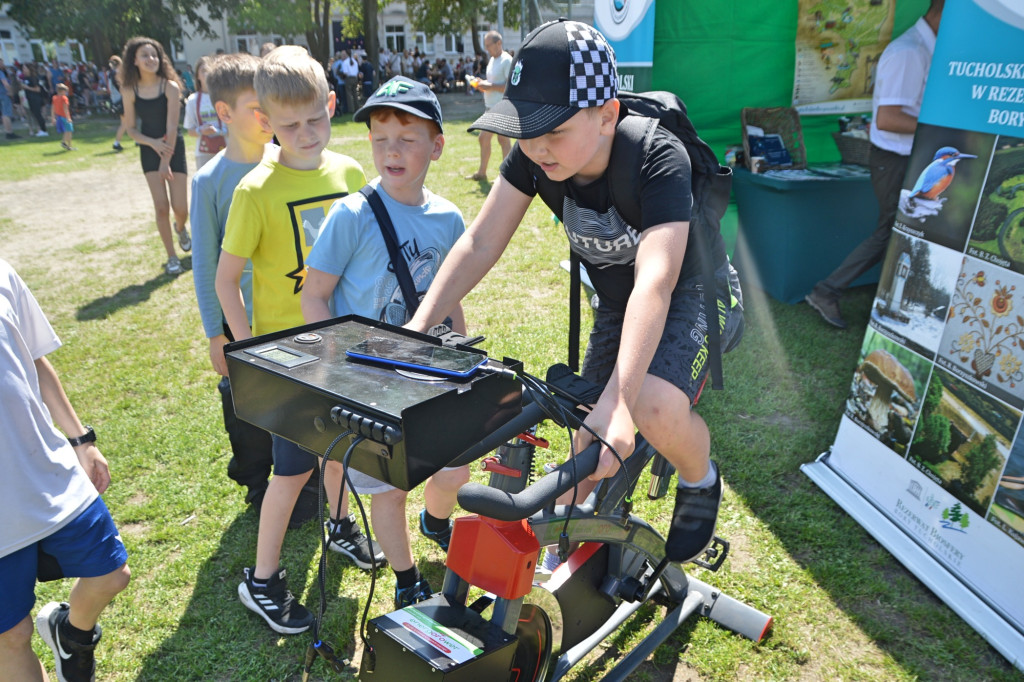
[686,576,774,642]
[601,590,705,682]
[548,582,664,682]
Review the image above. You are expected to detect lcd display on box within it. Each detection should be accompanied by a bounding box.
[243,343,319,369]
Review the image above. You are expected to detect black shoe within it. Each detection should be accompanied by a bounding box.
[805,289,847,329]
[418,510,452,552]
[112,141,123,151]
[5,132,19,139]
[665,465,723,564]
[288,486,321,529]
[36,601,101,682]
[327,515,386,570]
[394,578,433,609]
[238,567,313,634]
[245,484,267,514]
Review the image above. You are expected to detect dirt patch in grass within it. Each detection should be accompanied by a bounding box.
[0,160,158,282]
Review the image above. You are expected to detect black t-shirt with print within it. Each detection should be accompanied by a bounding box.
[500,121,721,311]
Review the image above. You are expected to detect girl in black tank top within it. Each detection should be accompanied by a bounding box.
[119,36,191,276]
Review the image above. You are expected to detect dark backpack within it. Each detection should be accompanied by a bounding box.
[567,90,736,389]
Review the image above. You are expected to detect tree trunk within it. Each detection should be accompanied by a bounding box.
[306,0,331,64]
[362,0,379,72]
[321,0,332,62]
[470,19,482,55]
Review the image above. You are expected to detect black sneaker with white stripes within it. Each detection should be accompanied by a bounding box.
[237,567,313,635]
[326,515,386,570]
[36,601,100,682]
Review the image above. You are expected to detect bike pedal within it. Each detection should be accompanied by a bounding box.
[691,536,729,572]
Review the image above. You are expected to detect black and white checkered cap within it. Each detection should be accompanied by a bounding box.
[469,19,618,139]
[567,24,616,108]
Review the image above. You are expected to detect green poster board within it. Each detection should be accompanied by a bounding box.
[651,0,929,163]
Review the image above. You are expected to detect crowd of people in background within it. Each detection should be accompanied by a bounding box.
[1,42,500,146]
[0,56,130,136]
[1,39,509,276]
[324,45,498,113]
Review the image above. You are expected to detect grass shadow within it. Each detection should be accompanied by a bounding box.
[134,510,368,681]
[77,257,192,321]
[697,282,1022,679]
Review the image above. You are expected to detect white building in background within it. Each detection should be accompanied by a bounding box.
[0,8,86,65]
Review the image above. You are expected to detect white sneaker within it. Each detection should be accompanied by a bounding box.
[164,257,183,276]
[35,130,48,137]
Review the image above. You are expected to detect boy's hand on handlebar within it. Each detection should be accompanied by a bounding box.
[573,397,635,481]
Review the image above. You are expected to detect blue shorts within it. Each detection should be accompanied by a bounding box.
[56,116,74,133]
[0,497,128,633]
[0,91,12,119]
[271,433,318,476]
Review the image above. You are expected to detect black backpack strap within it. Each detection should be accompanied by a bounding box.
[606,115,727,389]
[568,249,581,372]
[358,184,420,318]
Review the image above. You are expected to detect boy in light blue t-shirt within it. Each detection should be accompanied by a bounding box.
[303,77,468,609]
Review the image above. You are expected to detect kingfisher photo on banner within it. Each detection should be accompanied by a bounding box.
[804,0,1024,669]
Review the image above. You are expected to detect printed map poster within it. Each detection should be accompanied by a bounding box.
[808,1,1024,666]
[792,0,896,114]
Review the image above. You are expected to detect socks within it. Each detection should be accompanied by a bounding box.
[421,510,449,534]
[678,460,718,489]
[394,565,421,589]
[60,616,97,645]
[330,514,356,535]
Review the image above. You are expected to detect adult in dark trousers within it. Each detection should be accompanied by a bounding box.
[340,51,359,116]
[20,63,49,137]
[805,0,944,329]
[330,52,346,115]
[358,54,375,104]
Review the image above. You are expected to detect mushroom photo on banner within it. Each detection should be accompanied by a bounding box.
[858,349,918,432]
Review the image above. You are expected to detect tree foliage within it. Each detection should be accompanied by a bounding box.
[5,0,238,63]
[404,0,529,55]
[228,0,343,64]
[912,412,951,463]
[959,434,1002,496]
[922,377,944,418]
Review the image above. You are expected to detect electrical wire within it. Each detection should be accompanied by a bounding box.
[340,438,379,670]
[514,369,634,560]
[304,431,354,679]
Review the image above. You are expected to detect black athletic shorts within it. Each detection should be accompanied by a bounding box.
[140,133,187,174]
[581,261,743,404]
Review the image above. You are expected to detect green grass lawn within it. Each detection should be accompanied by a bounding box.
[2,107,1022,681]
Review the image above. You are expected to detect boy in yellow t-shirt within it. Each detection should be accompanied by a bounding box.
[214,46,374,636]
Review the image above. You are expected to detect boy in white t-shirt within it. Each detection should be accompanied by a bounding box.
[0,259,131,682]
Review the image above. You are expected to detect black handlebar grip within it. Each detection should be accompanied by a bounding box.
[457,443,602,521]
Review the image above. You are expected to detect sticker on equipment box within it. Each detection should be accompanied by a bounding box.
[384,606,483,664]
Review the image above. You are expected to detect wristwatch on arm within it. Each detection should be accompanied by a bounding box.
[67,425,96,447]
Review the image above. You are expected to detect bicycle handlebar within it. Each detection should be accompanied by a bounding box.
[457,442,602,521]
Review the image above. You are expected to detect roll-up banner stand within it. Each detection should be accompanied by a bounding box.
[804,1,1024,669]
[594,0,655,93]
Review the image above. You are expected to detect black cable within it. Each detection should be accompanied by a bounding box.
[340,438,379,671]
[303,430,356,675]
[515,369,636,560]
[518,369,633,494]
